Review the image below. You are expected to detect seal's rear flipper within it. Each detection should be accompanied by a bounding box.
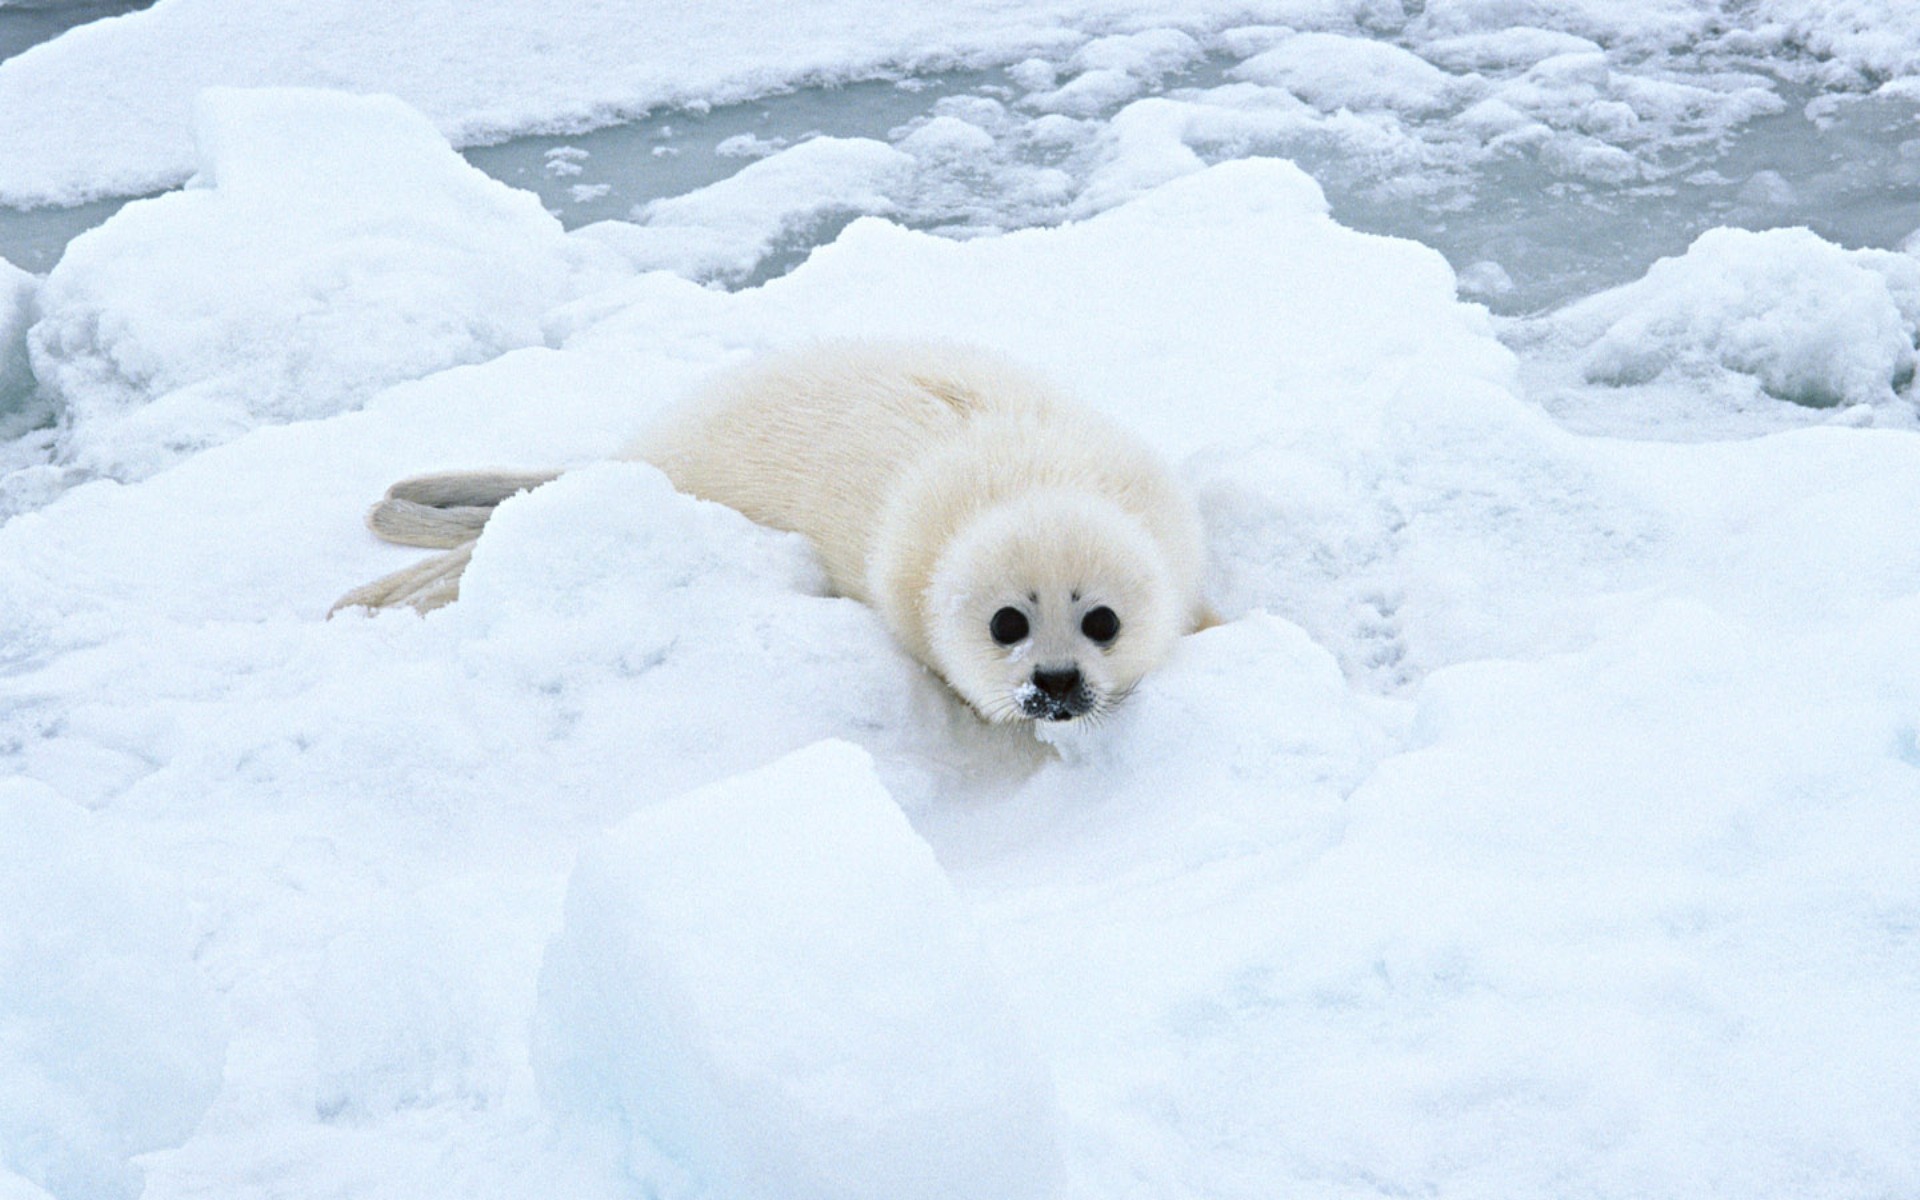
[329,543,475,617]
[367,469,562,548]
[383,470,562,509]
[366,498,497,548]
[333,468,560,617]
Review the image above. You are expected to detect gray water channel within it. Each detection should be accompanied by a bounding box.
[465,71,1920,315]
[463,73,1005,233]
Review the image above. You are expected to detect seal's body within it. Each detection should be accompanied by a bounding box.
[336,341,1210,724]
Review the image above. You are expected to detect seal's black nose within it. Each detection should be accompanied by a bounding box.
[1032,667,1081,698]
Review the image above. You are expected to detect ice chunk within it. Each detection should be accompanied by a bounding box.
[1756,0,1920,85]
[533,740,1059,1200]
[27,87,604,482]
[713,133,785,159]
[1024,29,1203,116]
[1232,32,1458,113]
[897,114,999,160]
[1419,26,1604,72]
[1070,28,1202,78]
[1548,226,1920,409]
[1456,257,1515,299]
[576,136,912,284]
[0,259,38,436]
[0,781,227,1200]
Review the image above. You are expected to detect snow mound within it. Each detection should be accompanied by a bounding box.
[416,459,992,814]
[0,782,227,1200]
[1011,615,1387,882]
[1302,594,1920,1196]
[27,87,607,482]
[1418,26,1604,72]
[1547,225,1920,410]
[533,739,1060,1200]
[457,462,829,623]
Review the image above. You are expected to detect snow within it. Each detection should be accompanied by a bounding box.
[535,739,1059,1200]
[1231,33,1459,113]
[1418,25,1605,71]
[26,87,612,484]
[4,8,1920,1200]
[1577,227,1920,408]
[1514,224,1920,436]
[0,781,227,1200]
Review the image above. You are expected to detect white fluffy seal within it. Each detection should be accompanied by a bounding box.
[335,341,1211,724]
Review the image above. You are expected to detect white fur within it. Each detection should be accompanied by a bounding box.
[337,341,1210,723]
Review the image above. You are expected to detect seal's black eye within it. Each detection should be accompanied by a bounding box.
[1081,606,1120,643]
[989,607,1029,645]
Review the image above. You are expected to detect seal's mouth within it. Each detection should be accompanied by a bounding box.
[1016,684,1094,722]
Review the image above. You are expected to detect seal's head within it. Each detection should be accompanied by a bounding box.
[923,491,1182,724]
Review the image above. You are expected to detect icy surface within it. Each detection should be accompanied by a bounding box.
[3,4,1920,1196]
[3,111,1919,1195]
[535,739,1059,1200]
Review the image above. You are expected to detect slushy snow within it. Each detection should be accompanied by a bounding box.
[2,26,1919,1200]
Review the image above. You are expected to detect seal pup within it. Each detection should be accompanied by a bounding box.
[335,341,1211,724]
